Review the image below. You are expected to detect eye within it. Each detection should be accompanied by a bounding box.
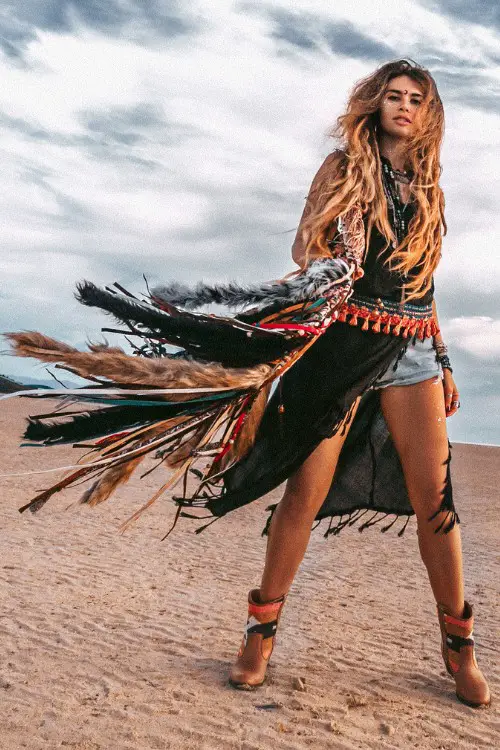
[387,95,399,101]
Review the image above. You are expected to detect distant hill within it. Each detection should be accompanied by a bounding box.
[0,373,82,394]
[0,374,45,394]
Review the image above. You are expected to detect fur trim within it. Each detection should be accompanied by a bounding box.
[151,257,352,312]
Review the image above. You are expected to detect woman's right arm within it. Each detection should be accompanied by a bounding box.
[291,151,343,269]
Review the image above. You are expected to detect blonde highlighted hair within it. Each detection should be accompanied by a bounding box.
[298,59,446,302]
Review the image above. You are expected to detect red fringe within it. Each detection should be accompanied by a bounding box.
[336,302,439,340]
[213,395,252,464]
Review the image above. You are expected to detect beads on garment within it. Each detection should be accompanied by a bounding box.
[333,293,439,340]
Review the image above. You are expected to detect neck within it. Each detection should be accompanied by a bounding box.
[378,134,408,171]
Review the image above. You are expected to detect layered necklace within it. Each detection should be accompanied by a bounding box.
[380,156,413,308]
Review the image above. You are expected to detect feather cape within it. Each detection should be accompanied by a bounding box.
[1,206,458,537]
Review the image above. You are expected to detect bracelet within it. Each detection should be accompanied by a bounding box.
[437,353,453,373]
[434,341,448,356]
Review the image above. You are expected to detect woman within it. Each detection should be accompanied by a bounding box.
[226,60,490,708]
[3,60,490,708]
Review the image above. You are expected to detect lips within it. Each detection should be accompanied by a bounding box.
[393,117,411,125]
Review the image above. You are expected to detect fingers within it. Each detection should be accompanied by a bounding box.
[444,387,460,418]
[442,372,459,418]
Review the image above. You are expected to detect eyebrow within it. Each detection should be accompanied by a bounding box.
[386,88,423,98]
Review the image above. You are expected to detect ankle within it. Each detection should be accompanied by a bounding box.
[257,586,288,604]
[438,600,467,620]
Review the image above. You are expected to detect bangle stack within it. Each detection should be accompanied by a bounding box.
[434,340,453,373]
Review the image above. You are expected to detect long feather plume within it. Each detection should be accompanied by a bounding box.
[4,332,271,392]
[78,416,185,506]
[74,281,299,367]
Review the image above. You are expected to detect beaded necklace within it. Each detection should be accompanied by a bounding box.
[380,156,413,308]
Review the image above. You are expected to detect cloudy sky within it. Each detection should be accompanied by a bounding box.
[0,0,499,444]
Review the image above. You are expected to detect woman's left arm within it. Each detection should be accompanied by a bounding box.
[432,298,460,417]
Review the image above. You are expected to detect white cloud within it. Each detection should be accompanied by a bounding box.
[441,316,500,361]
[0,1,499,441]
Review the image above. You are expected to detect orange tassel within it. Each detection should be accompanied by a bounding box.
[337,307,347,323]
[401,317,410,338]
[334,303,438,340]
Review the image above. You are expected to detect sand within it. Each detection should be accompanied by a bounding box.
[0,398,498,750]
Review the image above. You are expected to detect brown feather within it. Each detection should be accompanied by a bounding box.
[164,421,213,468]
[80,457,143,506]
[4,331,270,393]
[19,465,98,513]
[209,383,273,474]
[4,331,76,357]
[78,400,238,505]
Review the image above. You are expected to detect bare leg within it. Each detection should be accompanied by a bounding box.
[379,376,464,617]
[259,397,361,601]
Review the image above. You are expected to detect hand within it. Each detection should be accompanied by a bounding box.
[442,368,460,418]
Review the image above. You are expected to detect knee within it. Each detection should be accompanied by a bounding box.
[408,477,449,521]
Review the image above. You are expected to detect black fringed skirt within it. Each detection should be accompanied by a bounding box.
[208,320,457,537]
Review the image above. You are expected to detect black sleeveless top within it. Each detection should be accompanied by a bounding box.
[329,153,435,307]
[353,202,435,306]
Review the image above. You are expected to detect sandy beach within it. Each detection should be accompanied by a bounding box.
[0,397,498,750]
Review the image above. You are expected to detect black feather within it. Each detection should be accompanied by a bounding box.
[23,399,232,445]
[75,281,302,366]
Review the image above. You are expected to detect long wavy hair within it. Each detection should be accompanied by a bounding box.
[299,59,446,302]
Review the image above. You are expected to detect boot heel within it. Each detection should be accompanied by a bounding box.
[229,588,286,690]
[437,601,491,708]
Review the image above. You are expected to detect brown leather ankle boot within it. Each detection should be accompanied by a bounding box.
[229,588,287,690]
[437,601,491,708]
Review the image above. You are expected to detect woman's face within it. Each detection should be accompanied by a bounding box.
[378,74,425,139]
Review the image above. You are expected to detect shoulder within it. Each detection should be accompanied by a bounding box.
[308,149,347,193]
[318,148,347,174]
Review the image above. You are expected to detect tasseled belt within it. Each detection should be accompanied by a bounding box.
[332,293,439,340]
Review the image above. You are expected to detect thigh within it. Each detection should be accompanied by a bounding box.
[286,396,361,508]
[379,376,450,518]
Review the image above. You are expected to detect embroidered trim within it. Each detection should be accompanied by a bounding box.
[332,293,439,339]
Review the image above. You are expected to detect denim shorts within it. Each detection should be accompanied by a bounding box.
[371,335,443,390]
